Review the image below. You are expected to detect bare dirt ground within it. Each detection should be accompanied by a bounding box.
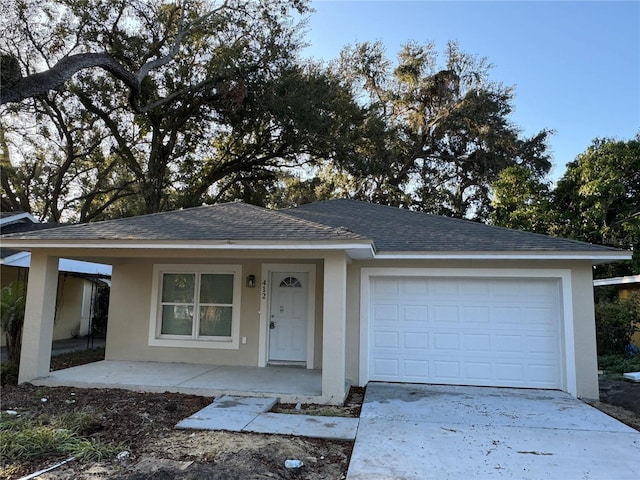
[586,376,640,431]
[0,384,356,480]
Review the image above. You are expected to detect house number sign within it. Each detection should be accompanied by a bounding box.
[261,280,267,300]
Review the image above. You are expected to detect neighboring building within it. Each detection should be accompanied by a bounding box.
[593,275,640,346]
[2,200,630,403]
[1,212,111,347]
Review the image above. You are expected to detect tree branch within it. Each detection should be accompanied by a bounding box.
[1,53,138,105]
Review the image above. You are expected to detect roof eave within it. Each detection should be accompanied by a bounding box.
[374,251,632,264]
[0,239,376,259]
[0,212,38,226]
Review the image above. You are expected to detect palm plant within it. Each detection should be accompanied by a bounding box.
[1,281,27,365]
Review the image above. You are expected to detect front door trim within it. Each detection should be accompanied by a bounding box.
[259,263,316,369]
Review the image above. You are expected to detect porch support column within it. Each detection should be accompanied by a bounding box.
[321,252,348,404]
[18,252,59,383]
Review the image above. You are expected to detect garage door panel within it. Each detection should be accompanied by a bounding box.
[403,332,428,350]
[461,306,490,324]
[462,333,491,351]
[495,363,524,382]
[432,332,459,351]
[528,363,559,385]
[523,307,556,327]
[433,361,460,381]
[404,360,429,378]
[369,276,562,389]
[403,278,430,296]
[403,305,429,322]
[432,279,459,296]
[492,306,523,326]
[465,362,492,381]
[373,331,399,349]
[373,304,399,323]
[493,334,523,353]
[459,281,491,297]
[372,358,400,377]
[432,305,460,323]
[373,278,400,295]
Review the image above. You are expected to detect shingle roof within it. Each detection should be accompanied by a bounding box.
[0,199,626,255]
[1,202,368,243]
[281,199,621,253]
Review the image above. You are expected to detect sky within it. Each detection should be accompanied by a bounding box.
[299,0,640,181]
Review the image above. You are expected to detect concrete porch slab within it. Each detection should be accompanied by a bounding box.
[31,360,325,404]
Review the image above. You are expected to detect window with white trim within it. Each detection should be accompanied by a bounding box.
[150,265,241,349]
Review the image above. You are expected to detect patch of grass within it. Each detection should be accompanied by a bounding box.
[0,410,123,465]
[598,354,640,375]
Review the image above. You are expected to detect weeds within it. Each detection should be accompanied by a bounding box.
[0,410,123,466]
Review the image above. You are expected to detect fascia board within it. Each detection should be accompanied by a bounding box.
[374,251,632,262]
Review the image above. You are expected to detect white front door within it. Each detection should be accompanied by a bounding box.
[268,272,309,363]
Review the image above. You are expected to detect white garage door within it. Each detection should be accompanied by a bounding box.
[368,276,563,389]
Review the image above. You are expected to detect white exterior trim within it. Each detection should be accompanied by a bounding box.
[375,252,630,262]
[1,252,111,275]
[0,239,372,250]
[148,264,242,350]
[0,251,31,265]
[359,267,577,396]
[593,274,640,287]
[258,263,316,369]
[0,212,38,225]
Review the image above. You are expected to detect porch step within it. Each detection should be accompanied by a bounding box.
[176,395,359,440]
[176,395,278,431]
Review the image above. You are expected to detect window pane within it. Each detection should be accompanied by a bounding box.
[200,274,234,304]
[199,306,232,336]
[161,305,193,335]
[162,274,195,303]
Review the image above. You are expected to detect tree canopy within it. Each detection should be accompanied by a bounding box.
[1,3,554,223]
[553,136,640,277]
[1,0,363,220]
[329,40,552,220]
[490,134,640,277]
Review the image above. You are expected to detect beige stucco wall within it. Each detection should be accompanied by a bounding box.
[52,276,95,341]
[105,256,325,367]
[569,263,599,399]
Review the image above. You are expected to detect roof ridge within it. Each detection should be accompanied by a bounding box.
[269,204,367,238]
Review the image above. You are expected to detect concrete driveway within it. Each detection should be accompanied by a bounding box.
[347,383,640,480]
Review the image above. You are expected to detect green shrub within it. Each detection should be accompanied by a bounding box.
[0,361,19,386]
[0,282,26,366]
[595,295,639,355]
[598,354,640,374]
